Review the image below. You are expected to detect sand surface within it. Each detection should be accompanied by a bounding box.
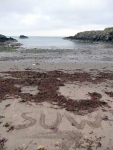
[0,60,113,150]
[0,59,113,72]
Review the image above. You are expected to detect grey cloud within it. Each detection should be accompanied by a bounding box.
[0,0,113,36]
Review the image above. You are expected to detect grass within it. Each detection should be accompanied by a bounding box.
[0,47,15,52]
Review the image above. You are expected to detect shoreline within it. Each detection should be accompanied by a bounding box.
[0,39,113,150]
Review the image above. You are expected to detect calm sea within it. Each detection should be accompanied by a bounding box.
[11,36,86,49]
[1,36,113,63]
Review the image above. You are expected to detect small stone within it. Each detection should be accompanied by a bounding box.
[89,131,93,134]
[37,145,45,150]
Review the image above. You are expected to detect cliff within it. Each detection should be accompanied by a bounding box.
[64,27,113,43]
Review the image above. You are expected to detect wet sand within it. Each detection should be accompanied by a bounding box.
[0,60,113,150]
[0,59,113,72]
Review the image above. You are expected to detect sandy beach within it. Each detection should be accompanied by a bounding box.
[0,58,113,150]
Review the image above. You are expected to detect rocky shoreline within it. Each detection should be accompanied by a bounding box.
[0,36,113,149]
[64,27,113,43]
[0,34,22,48]
[0,34,17,43]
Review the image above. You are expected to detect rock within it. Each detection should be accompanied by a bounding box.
[0,34,6,39]
[19,35,28,38]
[0,34,23,48]
[37,145,45,150]
[0,34,17,42]
[64,27,113,43]
[10,42,23,47]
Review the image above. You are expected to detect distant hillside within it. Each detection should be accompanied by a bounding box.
[64,27,113,43]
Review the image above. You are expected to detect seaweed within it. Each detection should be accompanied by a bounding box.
[0,70,109,115]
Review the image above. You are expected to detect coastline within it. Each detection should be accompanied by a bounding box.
[0,32,113,150]
[64,27,113,43]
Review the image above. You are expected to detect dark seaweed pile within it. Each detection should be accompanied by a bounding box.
[0,70,111,114]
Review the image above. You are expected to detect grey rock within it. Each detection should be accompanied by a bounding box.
[64,27,113,43]
[19,35,28,38]
[0,34,17,42]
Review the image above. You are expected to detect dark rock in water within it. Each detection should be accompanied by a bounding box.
[19,35,28,38]
[64,27,113,43]
[0,34,17,42]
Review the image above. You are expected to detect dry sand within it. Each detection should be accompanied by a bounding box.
[0,60,113,150]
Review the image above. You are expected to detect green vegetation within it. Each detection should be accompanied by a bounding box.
[0,47,15,52]
[71,123,75,126]
[104,27,113,31]
[4,122,9,127]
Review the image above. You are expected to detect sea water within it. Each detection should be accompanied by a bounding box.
[1,36,113,63]
[12,36,85,49]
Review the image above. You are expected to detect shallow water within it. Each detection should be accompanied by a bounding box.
[0,36,113,63]
[11,36,88,49]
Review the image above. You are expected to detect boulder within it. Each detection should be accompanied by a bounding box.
[64,27,113,43]
[19,35,28,38]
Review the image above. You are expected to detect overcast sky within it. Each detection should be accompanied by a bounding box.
[0,0,113,36]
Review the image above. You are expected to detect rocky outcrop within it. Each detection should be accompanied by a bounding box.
[19,35,28,38]
[0,34,23,48]
[64,27,113,43]
[0,34,17,42]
